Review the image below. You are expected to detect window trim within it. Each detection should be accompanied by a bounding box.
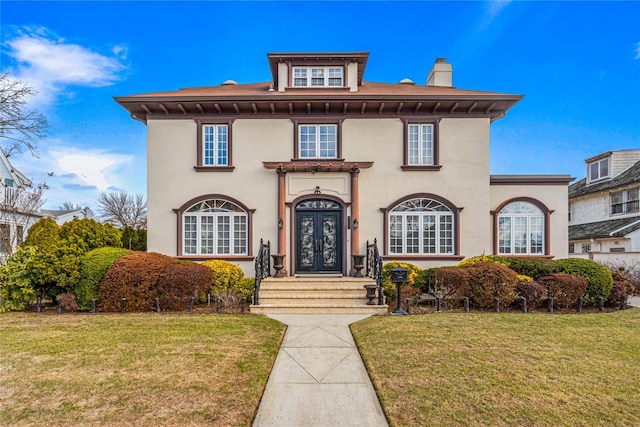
[401,119,442,171]
[587,157,610,183]
[194,120,235,172]
[292,119,344,161]
[492,197,552,257]
[381,193,463,260]
[610,187,639,216]
[291,65,345,88]
[175,194,254,260]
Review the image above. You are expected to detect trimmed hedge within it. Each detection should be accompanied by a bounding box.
[515,281,548,308]
[201,260,247,306]
[157,262,211,311]
[76,247,131,310]
[539,273,587,309]
[555,258,613,304]
[431,267,470,307]
[607,271,635,306]
[504,257,559,280]
[463,261,518,310]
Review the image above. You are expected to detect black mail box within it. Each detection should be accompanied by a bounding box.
[390,266,408,283]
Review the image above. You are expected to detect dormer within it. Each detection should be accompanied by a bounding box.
[586,149,640,185]
[267,52,369,93]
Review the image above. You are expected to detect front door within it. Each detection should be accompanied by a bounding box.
[295,199,343,274]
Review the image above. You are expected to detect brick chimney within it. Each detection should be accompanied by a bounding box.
[426,58,452,87]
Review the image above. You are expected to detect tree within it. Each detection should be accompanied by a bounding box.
[96,191,146,229]
[60,202,81,210]
[0,73,48,158]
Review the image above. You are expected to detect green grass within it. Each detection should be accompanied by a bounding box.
[0,313,285,426]
[352,309,640,427]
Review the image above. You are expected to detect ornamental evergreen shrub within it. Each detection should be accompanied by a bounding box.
[504,257,559,280]
[99,252,176,312]
[606,271,635,306]
[76,247,131,310]
[457,254,509,267]
[202,260,245,306]
[462,261,518,310]
[157,263,211,311]
[381,261,421,304]
[431,267,470,307]
[555,258,613,304]
[538,273,587,308]
[515,281,548,308]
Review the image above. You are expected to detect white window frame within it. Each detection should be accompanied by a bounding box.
[588,158,610,183]
[610,187,639,215]
[202,124,228,166]
[183,199,247,256]
[497,201,544,255]
[298,124,338,159]
[292,66,344,87]
[388,198,454,255]
[407,124,434,165]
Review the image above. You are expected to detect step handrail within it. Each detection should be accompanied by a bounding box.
[365,239,384,305]
[253,239,271,305]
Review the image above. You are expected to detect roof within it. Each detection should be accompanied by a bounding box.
[41,209,86,218]
[569,216,640,240]
[267,52,369,86]
[569,160,640,198]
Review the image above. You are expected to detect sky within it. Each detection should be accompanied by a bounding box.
[1,0,638,211]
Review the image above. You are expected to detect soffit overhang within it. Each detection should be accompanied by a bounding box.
[114,91,523,125]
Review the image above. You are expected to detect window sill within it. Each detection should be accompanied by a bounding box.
[383,254,464,261]
[178,255,254,261]
[401,165,442,171]
[497,254,554,259]
[193,166,235,172]
[291,158,346,163]
[285,86,351,92]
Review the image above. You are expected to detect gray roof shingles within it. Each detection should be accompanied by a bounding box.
[569,216,640,240]
[569,160,640,198]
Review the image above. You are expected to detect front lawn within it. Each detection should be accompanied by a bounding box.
[0,313,285,426]
[352,309,640,427]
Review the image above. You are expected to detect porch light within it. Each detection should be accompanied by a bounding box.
[353,218,359,228]
[278,218,283,228]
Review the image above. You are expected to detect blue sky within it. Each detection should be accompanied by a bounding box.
[1,1,638,211]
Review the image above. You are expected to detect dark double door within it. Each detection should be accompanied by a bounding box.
[295,200,343,274]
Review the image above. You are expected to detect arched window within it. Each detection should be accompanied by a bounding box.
[388,197,455,255]
[497,201,544,255]
[182,198,248,256]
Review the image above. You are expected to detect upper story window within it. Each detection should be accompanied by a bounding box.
[296,123,339,159]
[402,120,441,171]
[610,187,639,215]
[588,157,610,183]
[497,201,544,255]
[293,66,344,87]
[195,121,234,172]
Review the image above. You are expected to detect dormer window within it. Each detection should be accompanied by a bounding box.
[588,157,610,183]
[293,66,343,87]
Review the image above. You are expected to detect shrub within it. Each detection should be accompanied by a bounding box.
[157,263,211,311]
[57,293,78,312]
[382,261,421,286]
[504,257,559,280]
[99,252,176,312]
[431,267,470,307]
[0,248,36,312]
[383,281,421,309]
[538,273,587,309]
[202,260,245,307]
[458,254,509,267]
[555,258,613,304]
[606,271,635,307]
[381,261,421,305]
[515,281,548,308]
[236,277,255,301]
[76,247,131,310]
[462,261,518,310]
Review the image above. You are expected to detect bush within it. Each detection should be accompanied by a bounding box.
[157,263,211,311]
[458,254,509,267]
[381,261,421,305]
[0,248,36,312]
[202,260,245,307]
[99,252,176,312]
[538,273,587,309]
[462,261,518,310]
[607,271,635,307]
[430,267,470,307]
[57,293,78,312]
[555,258,613,304]
[76,247,131,310]
[504,257,559,280]
[515,281,548,308]
[236,277,255,301]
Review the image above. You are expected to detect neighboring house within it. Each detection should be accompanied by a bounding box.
[569,149,640,267]
[0,149,44,259]
[115,52,572,277]
[41,207,93,226]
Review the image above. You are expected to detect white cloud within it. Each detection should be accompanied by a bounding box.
[481,1,512,28]
[52,148,132,192]
[635,42,640,59]
[3,26,127,105]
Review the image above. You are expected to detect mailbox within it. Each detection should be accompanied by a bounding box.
[390,266,408,283]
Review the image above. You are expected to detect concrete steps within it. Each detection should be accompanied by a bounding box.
[250,276,388,315]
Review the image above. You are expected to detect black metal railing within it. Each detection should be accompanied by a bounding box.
[366,238,384,305]
[253,239,271,305]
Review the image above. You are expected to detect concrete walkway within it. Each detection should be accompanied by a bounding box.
[252,314,388,427]
[629,296,640,307]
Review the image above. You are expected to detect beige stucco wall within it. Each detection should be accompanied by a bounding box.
[570,193,608,225]
[490,183,570,259]
[146,116,570,275]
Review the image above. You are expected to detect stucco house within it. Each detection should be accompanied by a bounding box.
[115,52,572,293]
[0,149,44,259]
[569,149,640,267]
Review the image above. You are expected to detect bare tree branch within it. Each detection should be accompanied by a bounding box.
[0,73,49,158]
[96,191,147,229]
